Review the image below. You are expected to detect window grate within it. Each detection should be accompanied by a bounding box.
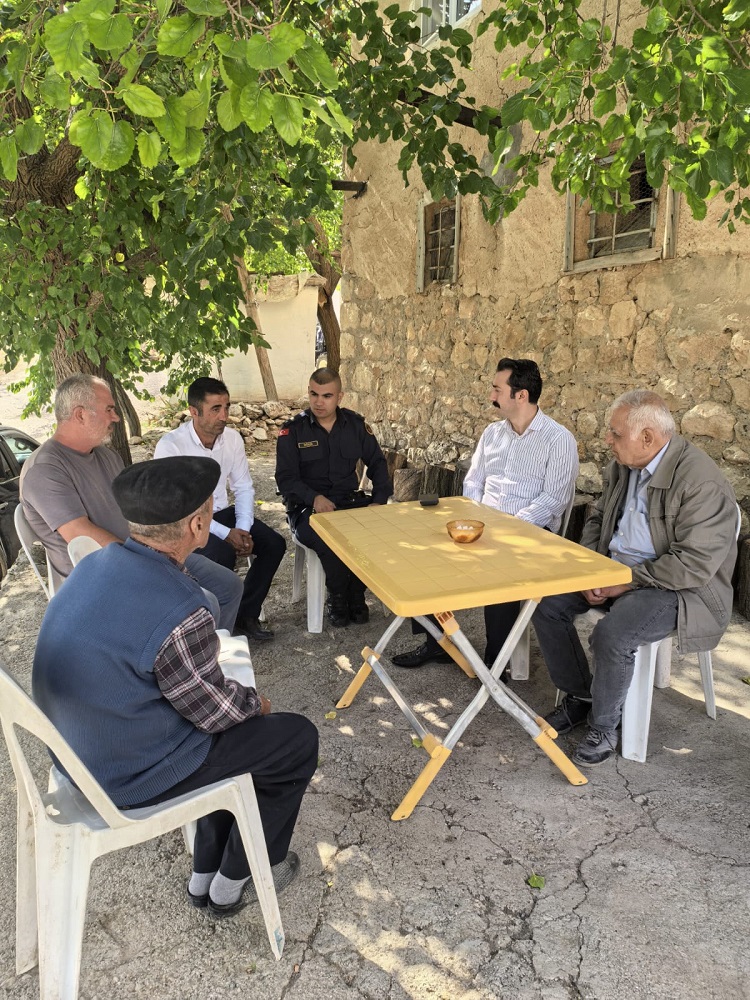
[424,200,456,285]
[586,157,658,259]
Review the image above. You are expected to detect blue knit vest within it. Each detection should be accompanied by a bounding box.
[33,539,214,807]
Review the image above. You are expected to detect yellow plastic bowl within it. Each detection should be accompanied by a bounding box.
[446,519,485,544]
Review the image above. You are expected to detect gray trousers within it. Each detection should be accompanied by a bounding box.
[532,587,679,732]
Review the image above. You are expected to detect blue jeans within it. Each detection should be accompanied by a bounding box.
[532,587,679,731]
[184,553,243,632]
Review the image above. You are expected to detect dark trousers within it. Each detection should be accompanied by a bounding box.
[532,588,679,731]
[137,713,319,877]
[290,507,366,596]
[195,507,286,622]
[411,601,521,665]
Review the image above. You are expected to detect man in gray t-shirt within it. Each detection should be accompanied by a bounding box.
[21,439,125,577]
[20,374,243,631]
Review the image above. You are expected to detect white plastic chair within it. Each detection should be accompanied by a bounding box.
[0,661,284,1000]
[291,535,325,633]
[67,535,102,566]
[509,489,576,679]
[14,504,65,600]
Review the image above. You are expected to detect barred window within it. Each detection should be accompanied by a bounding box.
[417,197,460,291]
[564,155,677,273]
[587,157,657,258]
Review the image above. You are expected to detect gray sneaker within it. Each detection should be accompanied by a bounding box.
[573,727,618,767]
[544,695,590,735]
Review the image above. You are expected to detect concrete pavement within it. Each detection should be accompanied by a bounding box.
[1,475,749,1000]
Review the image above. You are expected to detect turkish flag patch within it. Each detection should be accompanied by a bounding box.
[278,428,290,436]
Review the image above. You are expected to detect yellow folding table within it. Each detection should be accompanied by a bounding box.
[311,497,631,820]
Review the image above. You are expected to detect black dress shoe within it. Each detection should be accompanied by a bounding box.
[235,617,274,641]
[326,593,350,627]
[391,640,453,669]
[348,594,370,625]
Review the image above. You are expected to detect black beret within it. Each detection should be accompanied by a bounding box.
[112,456,221,525]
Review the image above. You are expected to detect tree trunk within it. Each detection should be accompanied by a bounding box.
[234,258,279,402]
[51,329,132,466]
[317,294,341,373]
[114,381,142,438]
[304,217,341,374]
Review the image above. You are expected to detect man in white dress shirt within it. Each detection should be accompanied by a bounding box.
[155,377,286,641]
[392,358,579,670]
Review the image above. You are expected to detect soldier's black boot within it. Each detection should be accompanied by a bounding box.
[348,578,369,625]
[326,590,350,627]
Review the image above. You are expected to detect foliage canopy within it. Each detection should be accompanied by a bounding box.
[0,0,747,405]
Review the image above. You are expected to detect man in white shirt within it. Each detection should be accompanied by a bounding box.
[154,377,285,641]
[392,358,578,670]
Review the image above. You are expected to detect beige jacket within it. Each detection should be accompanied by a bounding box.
[582,436,738,653]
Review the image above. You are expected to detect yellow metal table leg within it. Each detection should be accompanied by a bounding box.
[534,731,588,786]
[336,648,375,709]
[391,736,452,821]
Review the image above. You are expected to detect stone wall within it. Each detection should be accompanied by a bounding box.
[339,253,750,505]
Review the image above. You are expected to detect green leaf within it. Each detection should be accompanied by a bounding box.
[705,146,735,187]
[180,89,209,128]
[246,23,306,70]
[88,12,133,52]
[526,873,545,889]
[120,84,166,118]
[271,93,303,145]
[157,14,205,57]
[741,676,750,685]
[69,0,115,20]
[295,40,338,91]
[69,110,135,170]
[217,89,243,131]
[324,96,353,138]
[239,83,273,131]
[501,92,527,126]
[170,127,203,167]
[0,137,18,183]
[645,6,670,33]
[137,130,162,168]
[156,0,172,19]
[567,37,596,63]
[410,736,422,748]
[16,120,45,156]
[593,88,617,116]
[43,13,89,75]
[183,0,226,13]
[152,96,187,145]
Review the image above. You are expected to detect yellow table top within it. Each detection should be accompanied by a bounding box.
[311,496,631,617]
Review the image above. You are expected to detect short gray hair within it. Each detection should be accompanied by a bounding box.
[609,390,676,438]
[54,374,110,422]
[127,499,211,544]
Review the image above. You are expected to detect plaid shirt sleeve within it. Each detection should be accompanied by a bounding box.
[153,607,262,733]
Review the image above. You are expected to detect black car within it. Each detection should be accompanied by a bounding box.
[0,426,41,580]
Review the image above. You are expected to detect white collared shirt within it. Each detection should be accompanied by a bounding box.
[154,421,255,539]
[462,409,578,532]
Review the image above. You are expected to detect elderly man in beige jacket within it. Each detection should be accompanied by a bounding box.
[534,389,737,767]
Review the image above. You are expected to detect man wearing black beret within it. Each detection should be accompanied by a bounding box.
[33,456,318,917]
